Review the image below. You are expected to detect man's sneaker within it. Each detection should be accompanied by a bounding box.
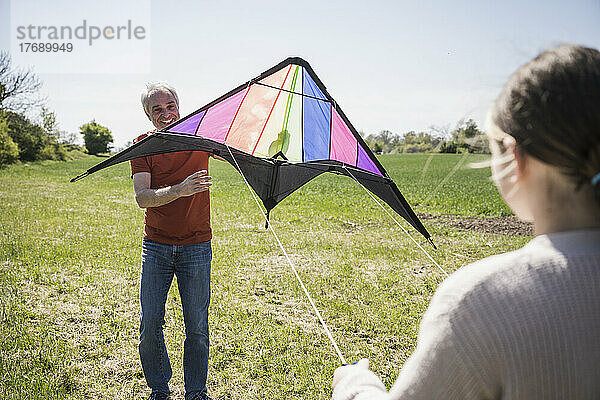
[149,391,170,400]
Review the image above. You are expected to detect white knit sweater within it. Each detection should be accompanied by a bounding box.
[333,229,600,400]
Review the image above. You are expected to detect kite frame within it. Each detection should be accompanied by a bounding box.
[159,57,430,240]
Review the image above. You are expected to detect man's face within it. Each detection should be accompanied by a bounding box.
[146,91,180,130]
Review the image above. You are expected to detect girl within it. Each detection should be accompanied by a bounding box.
[332,44,600,400]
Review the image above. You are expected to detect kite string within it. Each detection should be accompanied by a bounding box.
[424,151,470,204]
[224,145,347,365]
[419,154,434,185]
[342,166,449,278]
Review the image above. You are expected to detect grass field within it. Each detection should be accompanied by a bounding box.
[0,153,530,399]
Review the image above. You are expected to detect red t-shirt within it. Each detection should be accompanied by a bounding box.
[130,132,212,245]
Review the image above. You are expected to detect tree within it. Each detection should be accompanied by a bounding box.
[364,130,402,153]
[0,114,19,166]
[452,119,488,153]
[80,120,113,155]
[399,131,442,153]
[58,130,80,146]
[375,130,398,153]
[0,51,43,112]
[438,119,489,154]
[372,142,383,154]
[429,124,452,140]
[453,118,481,140]
[38,108,66,160]
[39,107,59,141]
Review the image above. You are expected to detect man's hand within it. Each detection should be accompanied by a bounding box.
[176,170,212,197]
[332,358,370,389]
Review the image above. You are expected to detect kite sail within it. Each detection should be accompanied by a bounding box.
[71,57,432,243]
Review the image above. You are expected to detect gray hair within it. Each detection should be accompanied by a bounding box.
[141,82,179,116]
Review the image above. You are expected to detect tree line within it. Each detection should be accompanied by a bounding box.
[362,118,489,155]
[0,51,113,167]
[1,50,490,169]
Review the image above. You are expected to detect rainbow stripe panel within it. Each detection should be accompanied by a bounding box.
[168,63,382,176]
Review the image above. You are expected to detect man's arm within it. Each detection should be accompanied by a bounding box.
[210,153,227,162]
[133,170,212,209]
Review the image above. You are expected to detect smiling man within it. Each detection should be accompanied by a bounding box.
[130,82,214,400]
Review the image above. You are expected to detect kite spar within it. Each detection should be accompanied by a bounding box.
[71,57,439,364]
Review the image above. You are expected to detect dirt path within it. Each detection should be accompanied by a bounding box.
[418,213,534,236]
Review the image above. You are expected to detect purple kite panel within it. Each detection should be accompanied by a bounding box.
[196,88,248,143]
[167,110,206,135]
[357,146,383,176]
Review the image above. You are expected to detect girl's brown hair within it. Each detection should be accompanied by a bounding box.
[490,44,600,197]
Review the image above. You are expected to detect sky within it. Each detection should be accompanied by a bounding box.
[1,0,599,148]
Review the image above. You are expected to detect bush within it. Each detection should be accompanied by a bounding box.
[2,111,48,161]
[439,141,458,153]
[39,143,67,161]
[0,110,69,164]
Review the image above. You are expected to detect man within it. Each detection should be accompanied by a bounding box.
[131,82,215,400]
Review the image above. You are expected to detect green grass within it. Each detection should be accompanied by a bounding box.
[381,153,512,216]
[0,154,529,399]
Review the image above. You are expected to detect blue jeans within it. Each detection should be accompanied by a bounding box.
[139,238,212,399]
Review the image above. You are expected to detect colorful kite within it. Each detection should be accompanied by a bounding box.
[72,57,431,243]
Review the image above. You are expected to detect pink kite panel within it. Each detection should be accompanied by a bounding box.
[196,88,249,143]
[226,66,292,153]
[330,108,358,166]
